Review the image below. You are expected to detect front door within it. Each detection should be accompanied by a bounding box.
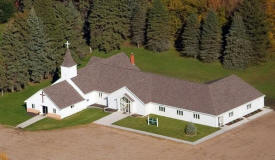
[42,106,48,114]
[120,97,131,113]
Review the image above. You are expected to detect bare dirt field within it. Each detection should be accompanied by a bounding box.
[1,112,275,160]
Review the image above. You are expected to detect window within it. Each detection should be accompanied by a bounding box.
[71,105,74,108]
[99,92,103,98]
[159,106,165,112]
[32,104,35,109]
[229,111,234,117]
[247,104,251,110]
[193,113,200,119]
[177,110,183,116]
[53,108,56,113]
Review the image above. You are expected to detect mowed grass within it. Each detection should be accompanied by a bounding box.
[91,46,275,100]
[0,80,51,126]
[25,108,110,131]
[114,114,219,142]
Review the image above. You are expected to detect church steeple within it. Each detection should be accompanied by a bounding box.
[62,48,77,67]
[60,41,77,79]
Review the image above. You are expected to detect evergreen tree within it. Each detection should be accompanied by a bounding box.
[26,8,53,82]
[89,0,132,52]
[146,0,171,52]
[181,13,200,58]
[0,0,15,23]
[200,10,222,62]
[131,0,147,48]
[0,54,6,96]
[238,0,269,62]
[223,13,254,69]
[55,0,88,59]
[34,0,88,66]
[0,14,29,91]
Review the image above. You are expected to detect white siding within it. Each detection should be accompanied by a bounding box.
[108,87,145,115]
[146,103,217,127]
[59,100,87,118]
[61,65,77,79]
[218,96,265,125]
[25,90,60,115]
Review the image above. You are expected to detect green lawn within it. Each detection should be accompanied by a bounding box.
[25,108,110,131]
[114,114,220,142]
[91,46,275,101]
[0,80,51,126]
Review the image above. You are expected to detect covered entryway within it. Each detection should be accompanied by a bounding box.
[120,96,132,113]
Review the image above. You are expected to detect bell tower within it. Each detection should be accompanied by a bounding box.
[61,41,77,79]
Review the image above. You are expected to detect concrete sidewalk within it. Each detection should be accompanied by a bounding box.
[16,115,46,129]
[94,111,129,126]
[97,108,273,145]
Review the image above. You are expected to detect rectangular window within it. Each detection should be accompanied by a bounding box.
[193,113,200,119]
[177,110,183,116]
[32,104,35,109]
[53,108,56,113]
[229,111,234,117]
[159,106,165,112]
[247,104,251,109]
[99,92,103,98]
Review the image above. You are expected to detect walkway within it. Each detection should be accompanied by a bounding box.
[16,115,46,129]
[94,111,129,126]
[95,107,273,145]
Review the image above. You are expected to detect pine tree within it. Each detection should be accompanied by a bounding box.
[55,0,88,59]
[34,0,88,66]
[131,0,147,48]
[26,7,53,82]
[0,13,29,91]
[223,13,254,69]
[0,54,6,96]
[181,13,200,58]
[89,0,132,52]
[146,0,171,52]
[0,0,15,23]
[200,10,222,62]
[238,0,269,62]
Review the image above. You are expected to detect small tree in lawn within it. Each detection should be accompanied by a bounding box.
[223,13,254,69]
[181,13,200,58]
[185,123,197,136]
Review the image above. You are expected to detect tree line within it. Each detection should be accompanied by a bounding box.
[0,0,274,95]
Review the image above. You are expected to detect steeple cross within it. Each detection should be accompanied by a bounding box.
[40,91,45,103]
[65,41,70,49]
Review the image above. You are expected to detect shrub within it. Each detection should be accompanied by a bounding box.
[0,0,15,23]
[184,123,197,136]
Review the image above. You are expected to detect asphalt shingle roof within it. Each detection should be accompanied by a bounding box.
[62,49,77,67]
[72,53,264,115]
[43,81,84,109]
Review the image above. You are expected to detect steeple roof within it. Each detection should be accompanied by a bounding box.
[62,48,77,67]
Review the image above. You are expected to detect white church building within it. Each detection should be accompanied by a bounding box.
[25,47,265,127]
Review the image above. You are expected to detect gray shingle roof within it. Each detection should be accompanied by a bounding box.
[72,53,264,115]
[62,49,77,67]
[43,81,84,109]
[87,53,140,70]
